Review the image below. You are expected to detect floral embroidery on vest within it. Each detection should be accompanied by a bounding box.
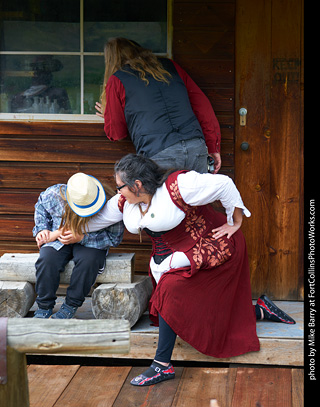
[168,180,190,212]
[166,171,233,271]
[193,234,233,269]
[185,210,206,240]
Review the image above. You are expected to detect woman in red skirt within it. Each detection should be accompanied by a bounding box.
[87,154,295,386]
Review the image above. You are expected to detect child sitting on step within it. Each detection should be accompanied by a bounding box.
[32,172,124,319]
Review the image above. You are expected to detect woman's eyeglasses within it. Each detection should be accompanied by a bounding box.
[116,183,127,191]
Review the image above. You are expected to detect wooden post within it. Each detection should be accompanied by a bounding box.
[0,318,130,407]
[0,281,36,318]
[1,348,29,407]
[91,275,153,327]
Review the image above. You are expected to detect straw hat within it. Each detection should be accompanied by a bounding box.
[65,173,106,217]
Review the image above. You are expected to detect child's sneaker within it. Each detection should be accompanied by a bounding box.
[33,308,53,318]
[130,362,175,386]
[51,302,77,319]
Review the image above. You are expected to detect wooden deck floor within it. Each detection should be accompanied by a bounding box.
[27,363,304,407]
[26,299,304,406]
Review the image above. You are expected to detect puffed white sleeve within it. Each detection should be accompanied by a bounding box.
[86,194,123,232]
[177,171,251,225]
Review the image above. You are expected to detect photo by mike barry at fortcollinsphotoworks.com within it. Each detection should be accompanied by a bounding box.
[307,199,316,383]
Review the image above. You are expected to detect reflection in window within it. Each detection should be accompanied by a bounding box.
[5,55,77,114]
[0,0,169,115]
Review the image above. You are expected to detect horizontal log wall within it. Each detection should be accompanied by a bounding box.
[0,0,235,275]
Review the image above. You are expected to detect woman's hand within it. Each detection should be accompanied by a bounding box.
[212,207,243,239]
[95,102,103,118]
[212,222,241,239]
[58,229,84,245]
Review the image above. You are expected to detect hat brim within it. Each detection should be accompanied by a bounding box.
[66,175,107,217]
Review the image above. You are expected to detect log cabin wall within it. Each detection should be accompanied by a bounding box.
[0,0,236,277]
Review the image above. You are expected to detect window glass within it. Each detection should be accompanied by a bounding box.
[1,55,80,114]
[0,0,79,52]
[0,0,168,116]
[84,0,167,53]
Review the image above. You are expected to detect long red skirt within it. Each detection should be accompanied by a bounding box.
[148,219,260,359]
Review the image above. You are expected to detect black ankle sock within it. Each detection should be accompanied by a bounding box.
[142,361,169,378]
[255,304,262,320]
[256,303,281,322]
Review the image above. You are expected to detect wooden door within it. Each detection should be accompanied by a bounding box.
[235,0,304,300]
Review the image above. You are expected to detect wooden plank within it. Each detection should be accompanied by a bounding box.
[0,190,40,215]
[86,333,303,367]
[0,137,233,165]
[0,216,33,240]
[0,216,149,246]
[53,366,131,407]
[0,121,106,137]
[173,58,234,86]
[172,367,237,407]
[235,0,303,300]
[173,30,234,60]
[40,301,303,366]
[0,162,116,189]
[231,367,292,407]
[202,88,234,113]
[7,319,130,354]
[173,3,235,29]
[0,252,135,284]
[25,365,303,407]
[0,136,135,163]
[113,366,184,407]
[0,242,151,276]
[27,365,80,407]
[235,0,272,298]
[268,0,303,299]
[291,369,304,407]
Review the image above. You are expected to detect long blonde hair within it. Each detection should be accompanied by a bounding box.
[59,183,115,236]
[100,37,172,112]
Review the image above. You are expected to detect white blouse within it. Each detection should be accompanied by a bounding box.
[87,172,251,282]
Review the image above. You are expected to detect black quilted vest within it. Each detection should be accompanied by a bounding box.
[113,58,204,157]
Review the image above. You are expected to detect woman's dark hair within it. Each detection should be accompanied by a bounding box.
[114,154,172,196]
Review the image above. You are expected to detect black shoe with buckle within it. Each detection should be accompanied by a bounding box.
[130,362,175,386]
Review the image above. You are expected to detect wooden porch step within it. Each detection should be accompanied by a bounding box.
[29,298,303,366]
[114,300,304,367]
[27,364,304,407]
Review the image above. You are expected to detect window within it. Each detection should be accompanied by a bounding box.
[0,0,170,119]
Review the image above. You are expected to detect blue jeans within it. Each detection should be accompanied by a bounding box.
[150,137,209,173]
[35,244,107,309]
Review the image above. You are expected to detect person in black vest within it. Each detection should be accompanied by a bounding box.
[95,37,221,173]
